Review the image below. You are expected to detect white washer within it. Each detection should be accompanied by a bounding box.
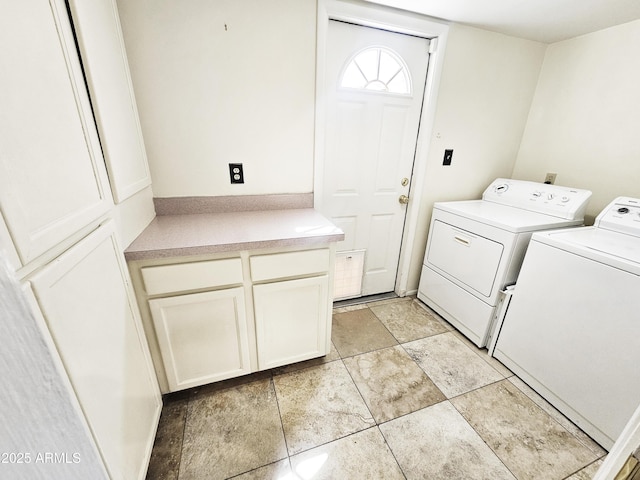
[417,178,592,348]
[492,197,640,450]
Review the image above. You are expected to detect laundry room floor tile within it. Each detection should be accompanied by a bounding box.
[145,397,187,480]
[403,331,504,398]
[178,378,287,480]
[343,345,445,423]
[272,361,375,455]
[450,380,600,480]
[369,297,450,343]
[331,303,369,314]
[271,341,341,376]
[331,307,397,357]
[289,427,405,480]
[508,376,607,457]
[379,401,516,480]
[229,458,293,480]
[565,458,605,479]
[450,329,514,377]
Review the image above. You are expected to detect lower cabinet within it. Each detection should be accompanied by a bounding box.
[149,287,251,391]
[129,245,336,393]
[253,275,329,370]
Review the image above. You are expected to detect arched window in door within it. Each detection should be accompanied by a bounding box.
[340,46,411,95]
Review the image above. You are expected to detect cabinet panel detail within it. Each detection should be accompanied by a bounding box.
[250,249,330,282]
[150,288,251,391]
[253,275,329,370]
[141,257,242,295]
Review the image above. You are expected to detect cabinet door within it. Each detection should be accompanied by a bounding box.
[68,0,151,203]
[150,288,251,391]
[253,276,329,370]
[0,0,112,266]
[29,222,161,480]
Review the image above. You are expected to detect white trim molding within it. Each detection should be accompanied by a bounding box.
[314,0,449,296]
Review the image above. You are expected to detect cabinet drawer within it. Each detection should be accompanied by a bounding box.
[250,249,330,282]
[141,258,242,295]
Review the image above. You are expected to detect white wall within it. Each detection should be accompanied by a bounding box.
[405,24,546,290]
[117,0,317,197]
[513,19,640,223]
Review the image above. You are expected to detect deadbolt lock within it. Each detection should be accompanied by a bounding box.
[399,195,409,205]
[401,178,409,186]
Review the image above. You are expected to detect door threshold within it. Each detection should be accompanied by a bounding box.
[333,292,398,308]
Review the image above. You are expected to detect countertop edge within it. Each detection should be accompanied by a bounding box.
[125,228,344,262]
[124,234,345,261]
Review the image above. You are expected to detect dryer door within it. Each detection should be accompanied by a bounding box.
[426,220,504,297]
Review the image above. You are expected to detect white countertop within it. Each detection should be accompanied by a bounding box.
[124,208,344,261]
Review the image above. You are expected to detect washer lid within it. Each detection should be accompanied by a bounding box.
[534,227,640,273]
[434,200,583,233]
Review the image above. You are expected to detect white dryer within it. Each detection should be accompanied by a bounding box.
[492,197,640,450]
[417,178,592,348]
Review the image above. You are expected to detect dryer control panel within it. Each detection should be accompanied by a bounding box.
[595,197,640,237]
[482,178,592,220]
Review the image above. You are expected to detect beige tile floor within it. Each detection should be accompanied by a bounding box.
[146,297,607,480]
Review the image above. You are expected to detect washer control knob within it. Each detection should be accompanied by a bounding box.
[532,191,542,198]
[547,193,555,200]
[561,196,570,203]
[495,184,509,194]
[617,207,630,214]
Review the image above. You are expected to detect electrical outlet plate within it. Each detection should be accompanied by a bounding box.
[229,163,244,184]
[544,172,557,184]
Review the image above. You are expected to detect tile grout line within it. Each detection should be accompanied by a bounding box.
[270,374,294,467]
[337,301,448,480]
[447,379,603,480]
[446,385,521,480]
[505,376,608,460]
[267,301,417,472]
[375,424,410,480]
[175,393,191,480]
[560,457,605,480]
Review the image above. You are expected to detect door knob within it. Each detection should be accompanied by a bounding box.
[399,195,409,204]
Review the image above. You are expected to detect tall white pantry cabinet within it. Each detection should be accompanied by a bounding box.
[0,1,160,479]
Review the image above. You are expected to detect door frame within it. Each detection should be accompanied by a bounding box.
[314,0,449,296]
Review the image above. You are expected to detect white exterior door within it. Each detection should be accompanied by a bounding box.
[321,20,431,296]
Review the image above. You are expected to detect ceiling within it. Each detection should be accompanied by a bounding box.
[363,0,640,43]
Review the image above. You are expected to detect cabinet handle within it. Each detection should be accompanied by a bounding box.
[454,235,470,246]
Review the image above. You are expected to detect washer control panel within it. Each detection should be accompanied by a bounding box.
[595,197,640,237]
[482,178,592,220]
